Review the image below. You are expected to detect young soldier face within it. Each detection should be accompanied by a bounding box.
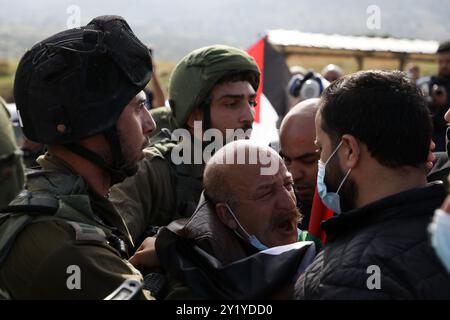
[209,81,256,139]
[116,91,156,174]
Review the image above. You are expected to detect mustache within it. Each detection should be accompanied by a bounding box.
[242,122,253,131]
[270,207,303,230]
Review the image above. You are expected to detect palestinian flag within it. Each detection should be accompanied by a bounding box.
[308,188,334,244]
[247,36,291,146]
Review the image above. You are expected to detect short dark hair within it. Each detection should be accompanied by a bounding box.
[196,70,258,130]
[319,70,432,169]
[437,41,450,54]
[215,70,259,89]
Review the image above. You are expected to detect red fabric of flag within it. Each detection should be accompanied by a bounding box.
[308,188,334,244]
[247,37,265,123]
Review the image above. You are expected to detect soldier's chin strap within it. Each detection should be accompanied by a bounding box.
[64,127,130,185]
[103,127,132,184]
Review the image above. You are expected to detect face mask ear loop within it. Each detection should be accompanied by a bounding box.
[324,140,343,166]
[224,203,252,239]
[336,168,352,194]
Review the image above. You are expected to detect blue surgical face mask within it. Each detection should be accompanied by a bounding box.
[317,141,352,214]
[429,209,450,274]
[225,203,269,251]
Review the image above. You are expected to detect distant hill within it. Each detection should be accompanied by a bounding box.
[0,0,449,60]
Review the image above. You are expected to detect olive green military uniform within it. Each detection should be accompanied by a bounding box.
[0,96,24,207]
[148,107,178,141]
[109,135,204,243]
[109,45,260,243]
[0,153,151,299]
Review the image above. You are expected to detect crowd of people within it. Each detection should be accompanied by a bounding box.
[0,15,449,300]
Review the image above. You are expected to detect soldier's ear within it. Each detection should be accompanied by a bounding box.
[215,203,238,230]
[186,107,203,131]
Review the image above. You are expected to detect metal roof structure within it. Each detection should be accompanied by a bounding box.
[267,29,440,70]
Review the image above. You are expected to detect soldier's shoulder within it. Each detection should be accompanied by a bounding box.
[143,141,177,163]
[3,219,114,277]
[14,219,107,251]
[1,219,132,299]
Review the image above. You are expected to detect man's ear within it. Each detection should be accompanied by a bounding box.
[215,203,238,230]
[341,134,360,169]
[186,107,203,131]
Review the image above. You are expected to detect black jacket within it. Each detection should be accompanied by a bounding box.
[156,194,316,299]
[295,182,450,299]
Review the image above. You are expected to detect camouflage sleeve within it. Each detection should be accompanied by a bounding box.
[0,221,153,299]
[30,238,149,299]
[109,150,175,243]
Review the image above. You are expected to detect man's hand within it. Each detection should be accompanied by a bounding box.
[129,236,160,270]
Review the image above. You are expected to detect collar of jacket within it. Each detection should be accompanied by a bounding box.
[174,138,205,179]
[176,161,205,179]
[428,152,450,179]
[322,181,447,242]
[167,193,257,264]
[37,152,78,175]
[35,152,134,248]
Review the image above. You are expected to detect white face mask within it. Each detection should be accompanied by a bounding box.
[316,141,352,214]
[429,209,450,274]
[224,203,269,251]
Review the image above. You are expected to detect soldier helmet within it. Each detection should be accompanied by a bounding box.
[168,45,260,128]
[0,96,24,207]
[14,15,153,145]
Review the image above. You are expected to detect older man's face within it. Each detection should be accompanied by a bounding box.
[228,157,299,248]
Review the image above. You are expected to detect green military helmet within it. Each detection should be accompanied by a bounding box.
[0,96,24,207]
[168,45,260,128]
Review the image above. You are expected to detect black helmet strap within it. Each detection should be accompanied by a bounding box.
[103,126,129,184]
[64,127,128,185]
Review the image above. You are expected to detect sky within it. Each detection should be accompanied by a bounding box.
[0,0,449,59]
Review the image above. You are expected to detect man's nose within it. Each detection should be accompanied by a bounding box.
[445,108,450,123]
[290,162,305,181]
[240,102,255,124]
[276,185,297,211]
[142,108,156,136]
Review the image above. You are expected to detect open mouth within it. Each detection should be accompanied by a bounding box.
[273,216,297,235]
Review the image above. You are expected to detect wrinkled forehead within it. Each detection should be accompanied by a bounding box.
[229,156,290,190]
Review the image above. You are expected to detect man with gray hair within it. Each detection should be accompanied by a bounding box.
[129,140,316,299]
